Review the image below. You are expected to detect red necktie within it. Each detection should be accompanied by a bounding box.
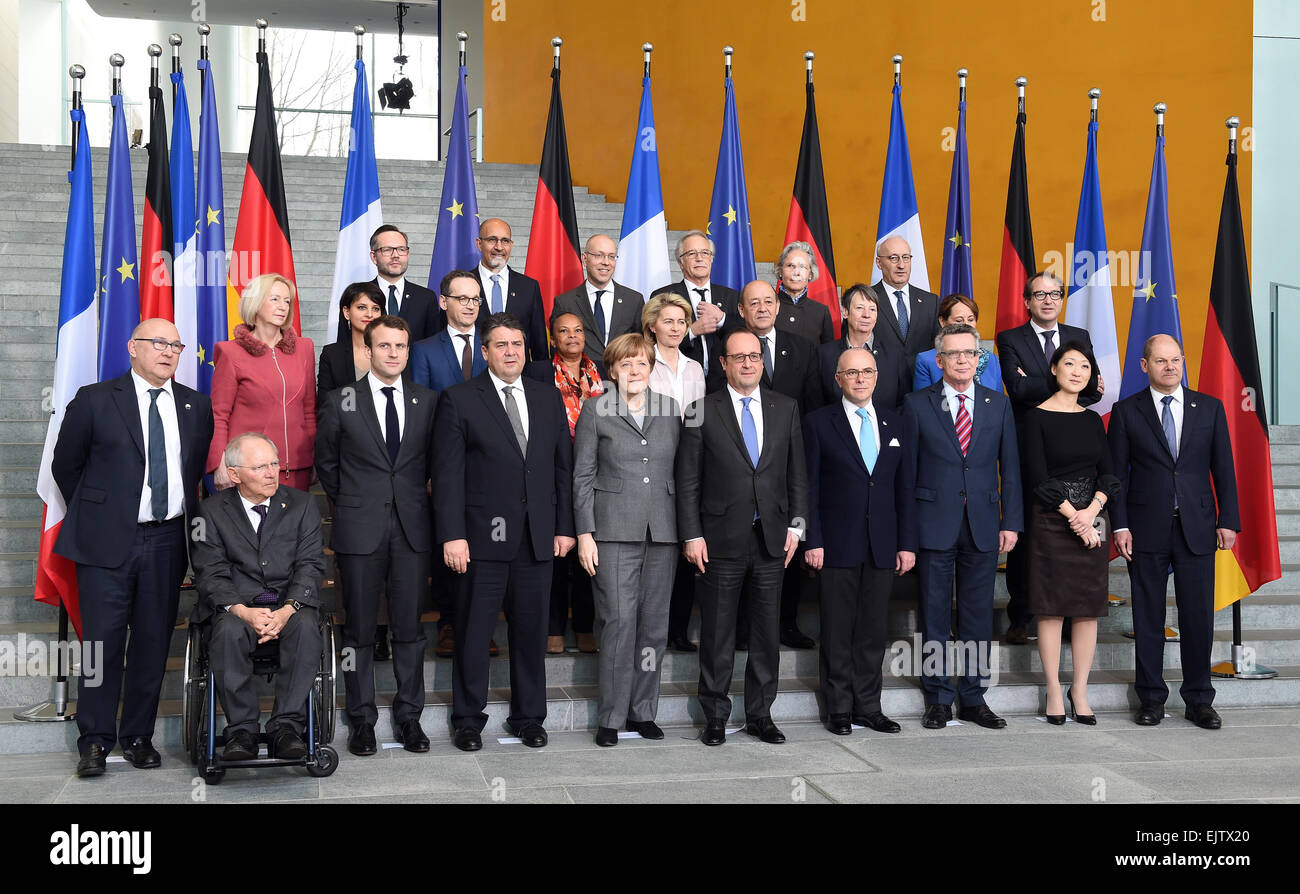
[954,393,971,456]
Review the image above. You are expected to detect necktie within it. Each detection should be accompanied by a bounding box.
[954,393,971,457]
[382,386,400,464]
[1162,395,1178,509]
[692,288,709,373]
[762,335,774,381]
[856,407,877,473]
[491,274,503,315]
[740,396,760,467]
[503,385,528,455]
[1042,329,1056,367]
[147,388,168,521]
[594,290,607,342]
[388,284,399,316]
[459,333,473,381]
[894,290,909,340]
[251,503,268,542]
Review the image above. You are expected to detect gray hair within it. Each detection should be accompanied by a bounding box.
[935,322,980,353]
[777,241,819,284]
[223,432,278,469]
[674,230,714,260]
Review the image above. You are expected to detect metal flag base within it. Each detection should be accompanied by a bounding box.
[13,680,77,722]
[1211,644,1278,680]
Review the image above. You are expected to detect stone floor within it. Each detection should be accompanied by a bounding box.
[3,706,1299,804]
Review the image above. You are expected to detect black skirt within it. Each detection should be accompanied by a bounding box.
[1027,502,1109,618]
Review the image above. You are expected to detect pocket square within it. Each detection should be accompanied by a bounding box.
[888,438,900,447]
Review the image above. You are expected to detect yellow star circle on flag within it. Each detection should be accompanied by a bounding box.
[206,206,221,226]
[948,231,967,248]
[724,205,738,226]
[116,258,135,282]
[447,199,464,219]
[1139,281,1157,302]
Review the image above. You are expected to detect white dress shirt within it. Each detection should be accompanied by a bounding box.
[884,282,911,330]
[238,491,272,536]
[1150,385,1184,449]
[448,322,476,364]
[367,371,405,442]
[132,371,184,522]
[585,280,614,332]
[478,263,510,314]
[726,383,764,451]
[377,275,407,312]
[941,380,977,425]
[488,369,530,441]
[843,397,880,453]
[1029,319,1059,361]
[756,330,778,376]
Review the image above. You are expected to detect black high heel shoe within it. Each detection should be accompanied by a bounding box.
[1045,690,1066,725]
[1067,687,1096,725]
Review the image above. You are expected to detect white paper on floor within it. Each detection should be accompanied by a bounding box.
[382,742,404,749]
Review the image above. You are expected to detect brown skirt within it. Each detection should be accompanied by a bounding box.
[1027,502,1109,618]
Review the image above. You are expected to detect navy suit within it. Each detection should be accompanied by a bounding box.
[411,327,487,395]
[903,381,1022,707]
[1109,388,1240,708]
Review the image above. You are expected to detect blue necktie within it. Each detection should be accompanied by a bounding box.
[594,290,607,342]
[382,386,400,464]
[147,388,168,521]
[251,503,268,543]
[894,290,909,340]
[491,274,503,315]
[1162,394,1178,509]
[388,284,399,316]
[856,407,877,473]
[740,397,760,467]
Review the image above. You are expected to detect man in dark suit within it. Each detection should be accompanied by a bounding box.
[334,225,439,344]
[650,230,740,378]
[464,218,549,361]
[52,318,213,777]
[775,241,835,346]
[434,312,577,751]
[872,236,940,368]
[191,433,325,762]
[1110,334,1240,730]
[550,233,644,376]
[804,348,917,735]
[903,323,1022,730]
[677,329,809,746]
[316,315,437,756]
[995,270,1103,644]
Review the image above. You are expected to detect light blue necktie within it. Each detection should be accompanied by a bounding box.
[741,397,760,466]
[1162,395,1178,510]
[491,274,503,315]
[856,407,877,473]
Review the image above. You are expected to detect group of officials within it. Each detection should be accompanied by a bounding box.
[51,216,1242,777]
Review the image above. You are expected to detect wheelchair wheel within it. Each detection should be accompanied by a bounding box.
[181,625,203,764]
[315,623,337,743]
[202,766,225,785]
[306,745,339,778]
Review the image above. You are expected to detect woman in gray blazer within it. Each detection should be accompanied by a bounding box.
[573,334,683,746]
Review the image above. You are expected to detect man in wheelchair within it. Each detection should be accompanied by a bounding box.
[191,432,326,762]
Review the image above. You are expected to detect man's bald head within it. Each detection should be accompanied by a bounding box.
[127,318,183,387]
[582,234,618,287]
[876,236,913,288]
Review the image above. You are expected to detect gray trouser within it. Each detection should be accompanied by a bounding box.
[590,540,678,729]
[210,606,320,736]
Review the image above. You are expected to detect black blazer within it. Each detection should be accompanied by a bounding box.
[317,341,412,412]
[676,388,809,561]
[460,267,550,363]
[551,281,645,375]
[650,280,741,373]
[872,282,940,364]
[315,376,437,555]
[708,330,823,416]
[432,372,576,562]
[335,277,440,344]
[995,320,1100,437]
[52,373,213,569]
[817,335,908,413]
[1108,388,1240,555]
[190,485,325,622]
[777,289,836,346]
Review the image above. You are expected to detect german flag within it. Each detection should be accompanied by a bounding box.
[227,48,297,335]
[524,66,583,321]
[140,83,173,321]
[1199,137,1281,610]
[783,78,839,333]
[995,106,1034,334]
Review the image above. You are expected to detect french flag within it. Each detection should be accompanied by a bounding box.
[617,73,671,301]
[873,82,929,290]
[328,57,382,345]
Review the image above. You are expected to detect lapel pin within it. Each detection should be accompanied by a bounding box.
[184,403,191,409]
[984,397,991,403]
[280,502,286,509]
[781,349,788,357]
[617,297,623,304]
[882,420,888,426]
[412,397,418,404]
[789,316,796,323]
[1190,402,1197,408]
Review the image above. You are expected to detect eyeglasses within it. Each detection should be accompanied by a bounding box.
[940,349,980,360]
[133,337,185,353]
[836,368,878,379]
[373,246,410,257]
[726,352,764,363]
[480,236,513,246]
[680,249,714,261]
[232,460,280,474]
[1029,290,1064,301]
[445,294,482,307]
[881,254,913,264]
[584,252,617,263]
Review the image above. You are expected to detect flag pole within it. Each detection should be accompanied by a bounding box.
[958,66,967,102]
[356,24,365,61]
[1154,101,1165,137]
[69,64,83,169]
[1016,76,1026,116]
[458,29,467,68]
[892,53,902,87]
[198,22,209,91]
[169,33,182,106]
[148,42,161,91]
[724,45,732,79]
[1089,86,1099,124]
[805,50,814,85]
[553,34,562,71]
[644,42,653,78]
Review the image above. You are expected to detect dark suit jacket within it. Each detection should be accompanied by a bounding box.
[461,267,549,362]
[902,381,1023,553]
[818,336,908,413]
[675,388,810,560]
[52,373,213,569]
[335,277,440,344]
[803,402,916,568]
[872,282,940,364]
[551,281,645,375]
[432,372,576,562]
[650,280,741,373]
[190,485,325,622]
[318,341,413,413]
[995,321,1100,438]
[1108,388,1240,555]
[777,289,835,346]
[709,330,823,416]
[410,327,487,396]
[315,376,437,555]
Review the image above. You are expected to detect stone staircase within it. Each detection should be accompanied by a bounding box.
[0,140,1294,754]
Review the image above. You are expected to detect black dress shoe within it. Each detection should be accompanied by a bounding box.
[512,722,548,748]
[1185,703,1222,730]
[348,722,377,756]
[1003,626,1030,646]
[853,711,902,734]
[396,719,430,753]
[958,704,1007,729]
[373,625,390,662]
[779,626,816,649]
[222,729,258,762]
[826,714,852,735]
[1134,703,1163,726]
[744,718,786,744]
[1067,687,1096,725]
[121,736,161,769]
[595,727,619,746]
[453,727,483,752]
[701,720,726,746]
[626,719,664,740]
[270,728,308,760]
[76,744,108,778]
[922,703,953,729]
[666,635,698,652]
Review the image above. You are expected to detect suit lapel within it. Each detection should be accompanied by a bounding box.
[256,487,292,548]
[831,406,870,475]
[354,380,390,464]
[755,392,779,470]
[220,488,260,552]
[929,385,964,459]
[478,375,526,458]
[875,283,906,345]
[1020,324,1051,378]
[715,391,754,469]
[1137,392,1176,464]
[968,387,989,454]
[112,376,146,459]
[394,387,429,465]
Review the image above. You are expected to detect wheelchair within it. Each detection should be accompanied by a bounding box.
[182,617,339,783]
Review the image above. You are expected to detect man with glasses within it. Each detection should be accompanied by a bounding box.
[903,323,1022,730]
[316,315,437,756]
[53,318,214,776]
[551,233,644,376]
[995,271,1101,645]
[650,230,740,377]
[465,218,548,361]
[336,225,439,344]
[872,236,940,368]
[775,241,835,346]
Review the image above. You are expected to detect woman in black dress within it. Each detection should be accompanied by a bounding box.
[1024,342,1120,725]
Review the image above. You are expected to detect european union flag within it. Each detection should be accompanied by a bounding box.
[195,57,227,395]
[708,74,756,291]
[940,97,973,300]
[428,63,480,290]
[97,93,140,382]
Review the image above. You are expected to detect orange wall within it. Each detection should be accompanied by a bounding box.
[482,0,1251,380]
